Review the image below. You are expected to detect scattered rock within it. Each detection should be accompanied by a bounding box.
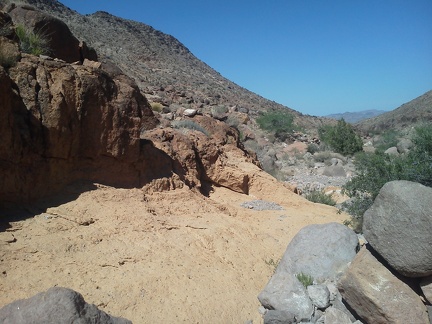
[263,310,296,324]
[322,165,346,177]
[0,287,131,324]
[363,180,432,277]
[384,146,399,155]
[338,247,429,324]
[240,200,283,211]
[396,138,413,154]
[322,307,352,324]
[183,108,197,117]
[307,284,330,309]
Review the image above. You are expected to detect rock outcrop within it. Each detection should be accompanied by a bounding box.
[363,180,432,277]
[0,287,131,324]
[0,7,259,204]
[0,53,157,202]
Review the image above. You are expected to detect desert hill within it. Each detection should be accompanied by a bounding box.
[3,0,333,133]
[356,90,432,134]
[324,109,387,123]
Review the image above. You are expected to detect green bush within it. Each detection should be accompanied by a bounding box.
[319,119,363,156]
[256,110,295,141]
[341,124,432,225]
[296,273,314,287]
[307,143,320,154]
[305,189,336,206]
[15,24,50,56]
[373,129,400,152]
[150,102,163,112]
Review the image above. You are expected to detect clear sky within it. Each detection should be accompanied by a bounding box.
[60,0,432,116]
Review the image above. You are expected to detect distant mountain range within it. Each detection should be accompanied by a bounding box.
[324,110,387,123]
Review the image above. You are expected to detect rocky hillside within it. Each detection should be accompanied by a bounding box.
[0,0,332,134]
[324,109,387,123]
[356,90,432,134]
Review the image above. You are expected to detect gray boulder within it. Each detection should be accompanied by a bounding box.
[363,180,432,277]
[384,146,399,155]
[0,287,131,324]
[277,222,359,282]
[264,310,296,324]
[338,247,429,323]
[396,138,413,154]
[258,267,314,321]
[323,307,352,324]
[322,165,346,177]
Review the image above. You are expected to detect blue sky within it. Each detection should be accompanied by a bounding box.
[60,1,432,116]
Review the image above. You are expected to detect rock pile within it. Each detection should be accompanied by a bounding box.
[258,180,432,323]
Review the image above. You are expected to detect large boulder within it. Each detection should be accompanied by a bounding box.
[258,267,314,321]
[276,222,358,282]
[338,247,429,323]
[0,287,131,324]
[363,180,432,277]
[258,223,358,321]
[8,5,84,62]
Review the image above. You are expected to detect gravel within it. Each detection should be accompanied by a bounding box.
[240,200,284,211]
[285,174,349,194]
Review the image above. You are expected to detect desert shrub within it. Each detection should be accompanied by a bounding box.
[15,24,50,56]
[172,120,209,136]
[265,258,280,274]
[341,124,432,225]
[373,129,400,152]
[226,115,240,128]
[296,273,314,287]
[150,102,163,112]
[305,189,336,206]
[307,143,320,154]
[319,119,363,156]
[256,110,295,141]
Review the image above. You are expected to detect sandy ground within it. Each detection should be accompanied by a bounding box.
[0,168,348,323]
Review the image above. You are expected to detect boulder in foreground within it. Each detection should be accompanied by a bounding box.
[0,287,131,324]
[363,180,432,277]
[338,247,429,323]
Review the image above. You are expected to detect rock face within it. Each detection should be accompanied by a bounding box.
[0,53,158,203]
[363,180,432,277]
[338,247,429,324]
[0,287,131,324]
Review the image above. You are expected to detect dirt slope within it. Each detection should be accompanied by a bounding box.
[0,165,348,323]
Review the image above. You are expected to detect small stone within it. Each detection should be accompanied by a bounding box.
[307,284,330,309]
